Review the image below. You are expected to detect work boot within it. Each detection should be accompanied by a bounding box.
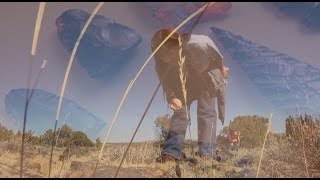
[195,151,222,163]
[156,154,177,164]
[179,152,188,162]
[215,155,222,162]
[200,155,214,161]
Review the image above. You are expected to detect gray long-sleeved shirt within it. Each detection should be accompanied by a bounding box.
[152,33,226,121]
[186,34,225,121]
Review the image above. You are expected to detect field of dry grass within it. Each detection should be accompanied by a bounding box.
[0,132,319,178]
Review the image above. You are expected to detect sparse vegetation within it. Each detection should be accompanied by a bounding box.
[0,112,319,178]
[283,113,320,176]
[154,114,170,148]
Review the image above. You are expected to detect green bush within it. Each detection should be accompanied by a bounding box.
[69,131,94,147]
[154,114,170,148]
[229,115,269,148]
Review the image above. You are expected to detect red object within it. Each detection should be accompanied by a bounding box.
[227,133,237,143]
[202,2,232,21]
[144,2,232,26]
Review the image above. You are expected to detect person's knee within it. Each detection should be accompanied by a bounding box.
[172,108,189,121]
[197,107,217,121]
[168,123,188,135]
[169,112,189,135]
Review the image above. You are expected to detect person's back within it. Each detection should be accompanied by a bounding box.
[183,34,223,73]
[183,34,226,121]
[187,34,224,62]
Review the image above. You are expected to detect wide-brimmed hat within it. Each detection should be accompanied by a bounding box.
[159,27,179,41]
[151,27,180,49]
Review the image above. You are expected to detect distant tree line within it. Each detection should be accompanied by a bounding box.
[0,123,99,148]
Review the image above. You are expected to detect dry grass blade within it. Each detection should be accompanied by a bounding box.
[178,36,188,113]
[114,83,161,178]
[256,112,273,178]
[92,79,134,177]
[49,2,105,178]
[57,160,65,178]
[177,31,191,179]
[55,2,104,121]
[297,104,310,178]
[41,59,47,69]
[56,112,70,144]
[31,2,46,56]
[176,4,214,177]
[93,2,216,177]
[27,59,47,104]
[20,2,46,178]
[55,113,71,146]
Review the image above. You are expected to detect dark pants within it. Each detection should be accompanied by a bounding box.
[162,90,218,159]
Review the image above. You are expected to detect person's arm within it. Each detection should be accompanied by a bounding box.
[206,43,229,88]
[205,36,224,58]
[151,40,182,106]
[207,68,225,125]
[156,63,184,110]
[205,36,227,124]
[217,84,225,124]
[153,55,175,100]
[203,36,227,77]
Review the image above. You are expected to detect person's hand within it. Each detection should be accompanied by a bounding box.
[222,66,229,80]
[223,79,228,86]
[219,115,224,125]
[169,98,182,111]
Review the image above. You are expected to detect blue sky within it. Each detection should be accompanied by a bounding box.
[0,2,319,142]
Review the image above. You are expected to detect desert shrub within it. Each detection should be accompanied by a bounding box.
[154,114,170,148]
[0,123,15,141]
[0,141,20,153]
[56,124,73,147]
[284,113,320,175]
[40,128,54,145]
[68,131,94,147]
[229,115,269,148]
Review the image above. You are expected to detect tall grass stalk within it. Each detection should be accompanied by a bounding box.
[54,2,104,124]
[92,79,134,177]
[27,59,47,104]
[58,160,65,178]
[178,32,196,178]
[176,4,212,177]
[49,2,105,178]
[177,36,188,119]
[297,104,310,178]
[93,2,215,177]
[114,83,161,178]
[20,2,46,178]
[177,35,196,157]
[256,112,273,178]
[55,113,71,146]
